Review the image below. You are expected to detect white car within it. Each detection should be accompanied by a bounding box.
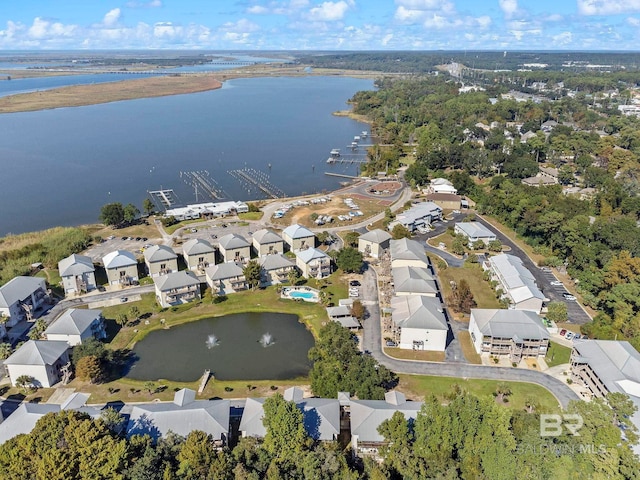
[550,281,563,286]
[563,294,577,301]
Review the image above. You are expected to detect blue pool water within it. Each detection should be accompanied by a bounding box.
[290,291,315,299]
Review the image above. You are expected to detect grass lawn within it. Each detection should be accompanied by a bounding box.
[238,212,262,221]
[397,374,561,412]
[436,263,501,316]
[164,217,209,235]
[384,348,445,362]
[429,232,457,254]
[545,341,572,368]
[457,331,482,364]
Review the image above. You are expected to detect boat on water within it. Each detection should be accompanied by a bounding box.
[330,148,341,157]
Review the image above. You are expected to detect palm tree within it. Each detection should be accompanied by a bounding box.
[495,382,512,403]
[0,342,12,360]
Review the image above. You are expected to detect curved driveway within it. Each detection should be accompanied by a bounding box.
[361,264,579,409]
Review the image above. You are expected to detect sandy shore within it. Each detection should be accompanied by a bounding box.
[0,75,222,113]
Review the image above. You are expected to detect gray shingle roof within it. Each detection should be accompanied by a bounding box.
[44,308,102,336]
[259,254,294,271]
[359,229,392,244]
[182,238,215,256]
[58,254,94,277]
[103,250,137,269]
[471,309,549,341]
[390,238,429,265]
[144,245,178,263]
[4,340,69,366]
[296,248,329,264]
[392,266,438,295]
[391,295,447,330]
[154,271,201,291]
[489,254,545,303]
[0,276,46,308]
[218,233,250,250]
[127,399,230,441]
[350,393,423,443]
[205,262,244,281]
[454,222,495,239]
[252,229,282,244]
[572,340,640,394]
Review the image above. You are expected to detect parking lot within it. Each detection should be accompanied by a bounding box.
[84,234,160,263]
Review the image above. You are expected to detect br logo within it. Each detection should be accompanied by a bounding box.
[540,414,583,437]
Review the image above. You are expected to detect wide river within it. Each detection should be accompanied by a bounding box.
[0,75,373,235]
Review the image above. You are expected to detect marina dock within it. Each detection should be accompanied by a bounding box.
[228,168,286,199]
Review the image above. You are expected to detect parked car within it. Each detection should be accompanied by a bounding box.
[550,281,563,286]
[540,267,551,272]
[386,341,397,347]
[349,280,361,287]
[563,293,577,301]
[559,329,567,336]
[120,297,128,303]
[565,332,574,340]
[573,334,581,340]
[349,291,359,297]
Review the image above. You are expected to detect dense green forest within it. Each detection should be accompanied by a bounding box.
[349,72,640,349]
[0,389,636,479]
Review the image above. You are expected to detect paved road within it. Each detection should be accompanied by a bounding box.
[362,263,579,409]
[474,215,592,325]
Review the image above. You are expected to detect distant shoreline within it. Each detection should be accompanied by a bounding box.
[0,64,383,114]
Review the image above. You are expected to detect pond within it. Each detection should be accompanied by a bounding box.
[127,312,314,382]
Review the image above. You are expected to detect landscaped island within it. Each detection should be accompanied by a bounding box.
[0,75,222,113]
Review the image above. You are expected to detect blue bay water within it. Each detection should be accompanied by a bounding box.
[0,76,373,235]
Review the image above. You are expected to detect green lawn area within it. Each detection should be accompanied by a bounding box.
[398,374,561,412]
[384,348,445,362]
[429,232,457,253]
[238,212,262,221]
[436,263,501,315]
[164,217,209,235]
[457,331,482,364]
[545,341,572,368]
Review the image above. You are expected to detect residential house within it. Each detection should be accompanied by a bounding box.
[205,262,247,295]
[127,388,230,446]
[282,224,315,252]
[4,340,70,388]
[391,266,439,297]
[240,387,340,442]
[182,238,215,273]
[468,309,550,361]
[217,234,251,264]
[58,254,96,295]
[427,178,458,195]
[0,393,98,445]
[252,229,284,257]
[570,339,640,455]
[391,295,448,351]
[358,229,392,259]
[390,238,430,269]
[485,254,546,313]
[259,254,296,286]
[295,248,331,279]
[454,222,497,246]
[0,276,48,327]
[425,193,462,210]
[143,245,178,278]
[349,391,423,458]
[326,305,360,329]
[44,308,106,346]
[389,202,442,233]
[154,271,202,308]
[102,250,138,287]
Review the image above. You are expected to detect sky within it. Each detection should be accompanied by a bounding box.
[1,0,640,51]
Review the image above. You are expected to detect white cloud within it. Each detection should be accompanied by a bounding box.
[552,31,573,44]
[27,17,77,40]
[307,1,350,21]
[395,0,451,8]
[247,5,269,14]
[382,33,393,45]
[578,0,640,15]
[499,0,518,18]
[126,0,162,7]
[627,16,640,26]
[103,8,121,27]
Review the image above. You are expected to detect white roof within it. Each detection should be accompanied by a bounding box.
[296,248,329,264]
[154,270,201,292]
[165,201,248,218]
[58,254,94,277]
[391,295,447,330]
[470,309,549,341]
[489,254,545,303]
[283,224,314,240]
[218,233,250,250]
[252,229,282,244]
[205,262,244,281]
[394,202,442,226]
[103,250,137,269]
[44,308,102,336]
[392,266,438,295]
[359,229,392,244]
[430,178,453,186]
[0,276,46,308]
[144,245,178,263]
[4,340,69,366]
[182,238,215,256]
[390,238,429,265]
[455,222,495,239]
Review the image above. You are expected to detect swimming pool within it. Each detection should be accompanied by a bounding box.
[290,291,315,299]
[282,286,320,303]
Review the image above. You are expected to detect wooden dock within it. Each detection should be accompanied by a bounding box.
[198,369,211,393]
